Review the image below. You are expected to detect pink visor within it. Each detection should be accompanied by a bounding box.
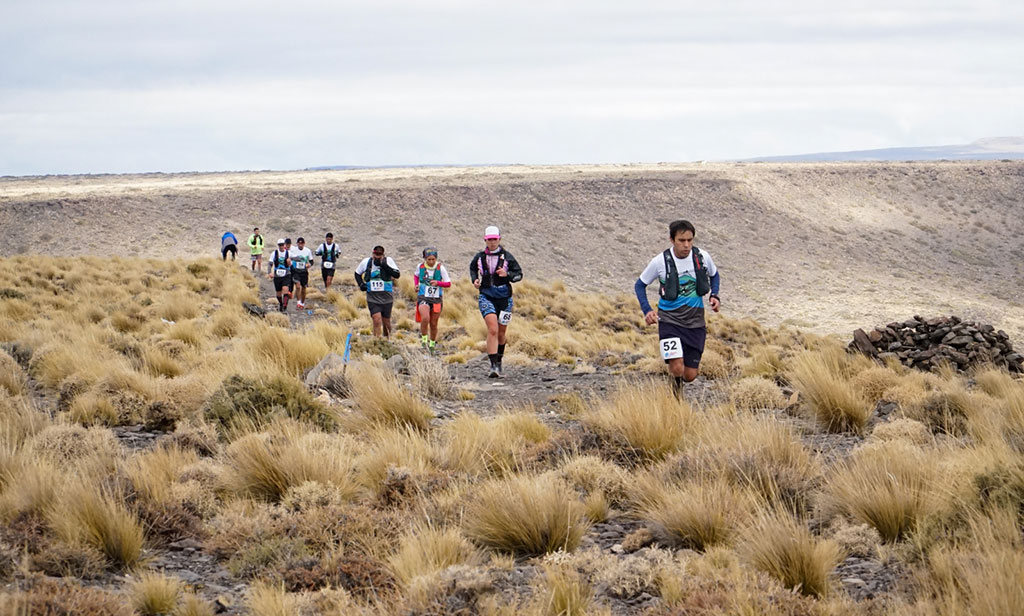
[484,234,500,240]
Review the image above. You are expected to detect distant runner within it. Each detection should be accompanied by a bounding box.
[267,238,292,312]
[414,247,451,354]
[247,227,264,272]
[315,233,340,292]
[291,237,314,309]
[355,246,401,338]
[470,226,523,378]
[634,219,720,397]
[221,231,238,261]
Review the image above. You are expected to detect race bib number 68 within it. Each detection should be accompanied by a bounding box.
[498,310,512,325]
[660,337,683,360]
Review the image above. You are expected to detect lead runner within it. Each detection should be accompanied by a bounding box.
[634,219,721,398]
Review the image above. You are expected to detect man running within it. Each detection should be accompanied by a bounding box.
[354,246,400,337]
[291,237,314,309]
[470,226,523,378]
[221,231,238,261]
[247,227,264,272]
[267,239,292,312]
[315,233,340,292]
[415,247,451,354]
[634,219,721,397]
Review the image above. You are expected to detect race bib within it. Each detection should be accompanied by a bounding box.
[498,310,512,325]
[275,268,287,277]
[424,286,441,298]
[368,280,386,292]
[322,261,334,269]
[660,337,683,360]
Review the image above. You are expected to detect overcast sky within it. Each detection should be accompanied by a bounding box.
[2,0,1023,175]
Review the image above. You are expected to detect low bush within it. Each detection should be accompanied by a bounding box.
[205,374,333,432]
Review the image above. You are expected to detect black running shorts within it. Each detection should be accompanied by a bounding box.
[658,322,706,369]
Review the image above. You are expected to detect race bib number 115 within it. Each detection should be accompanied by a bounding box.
[660,337,683,360]
[369,280,386,292]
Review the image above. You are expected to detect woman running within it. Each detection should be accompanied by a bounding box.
[414,247,451,354]
[469,226,523,377]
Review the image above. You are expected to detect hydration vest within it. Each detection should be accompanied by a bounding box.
[477,252,507,290]
[659,247,710,301]
[362,258,394,292]
[272,250,289,277]
[319,243,338,263]
[418,263,444,298]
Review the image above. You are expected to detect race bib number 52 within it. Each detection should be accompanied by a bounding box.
[660,337,683,360]
[498,310,512,325]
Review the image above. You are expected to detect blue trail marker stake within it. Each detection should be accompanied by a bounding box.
[343,331,353,376]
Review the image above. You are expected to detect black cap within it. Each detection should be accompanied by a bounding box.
[326,233,333,239]
[373,245,384,253]
[297,237,305,243]
[285,238,292,244]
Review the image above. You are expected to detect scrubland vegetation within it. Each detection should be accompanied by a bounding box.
[0,256,1022,615]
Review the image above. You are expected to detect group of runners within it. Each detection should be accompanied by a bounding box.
[221,220,720,386]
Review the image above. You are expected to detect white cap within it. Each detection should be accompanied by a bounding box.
[277,238,286,245]
[484,225,500,239]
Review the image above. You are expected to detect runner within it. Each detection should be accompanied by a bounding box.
[414,247,451,354]
[247,227,264,272]
[634,219,721,397]
[470,226,523,378]
[290,237,314,309]
[221,231,238,261]
[354,246,401,338]
[266,239,292,312]
[315,233,340,292]
[283,238,296,305]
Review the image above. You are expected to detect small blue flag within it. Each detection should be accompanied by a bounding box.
[343,332,353,364]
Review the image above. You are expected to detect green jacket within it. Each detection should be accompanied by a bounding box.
[247,234,264,255]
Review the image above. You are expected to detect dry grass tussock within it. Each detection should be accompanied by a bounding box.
[464,474,589,557]
[583,381,698,461]
[789,347,872,433]
[826,440,938,542]
[347,361,434,431]
[2,255,1024,613]
[740,510,844,597]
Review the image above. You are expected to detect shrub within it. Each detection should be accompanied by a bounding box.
[254,328,329,376]
[409,354,454,399]
[788,350,871,432]
[741,510,843,597]
[440,411,549,476]
[583,382,697,462]
[205,374,333,432]
[730,377,786,411]
[464,475,588,557]
[531,563,593,616]
[0,578,132,616]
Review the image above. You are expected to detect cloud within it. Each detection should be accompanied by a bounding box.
[2,0,1023,174]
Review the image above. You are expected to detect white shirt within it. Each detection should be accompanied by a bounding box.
[639,247,717,287]
[290,247,313,268]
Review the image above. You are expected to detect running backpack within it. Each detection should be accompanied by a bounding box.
[659,247,710,301]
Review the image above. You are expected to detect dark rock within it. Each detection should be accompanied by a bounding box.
[852,329,877,356]
[948,335,973,347]
[242,302,266,318]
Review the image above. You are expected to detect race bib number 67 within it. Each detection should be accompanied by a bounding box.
[424,286,441,298]
[660,337,683,360]
[498,310,513,325]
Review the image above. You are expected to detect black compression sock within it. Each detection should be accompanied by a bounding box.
[497,344,505,357]
[488,353,499,367]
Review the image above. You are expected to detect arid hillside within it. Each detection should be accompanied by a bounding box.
[2,162,1022,338]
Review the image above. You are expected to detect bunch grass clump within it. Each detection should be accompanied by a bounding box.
[741,510,843,597]
[789,348,871,432]
[583,381,697,461]
[464,475,589,557]
[348,362,434,431]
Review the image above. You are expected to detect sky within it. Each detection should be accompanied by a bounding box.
[2,0,1023,175]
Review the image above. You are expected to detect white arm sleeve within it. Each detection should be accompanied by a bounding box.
[354,258,368,275]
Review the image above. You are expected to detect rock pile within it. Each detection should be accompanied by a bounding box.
[850,316,1022,373]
